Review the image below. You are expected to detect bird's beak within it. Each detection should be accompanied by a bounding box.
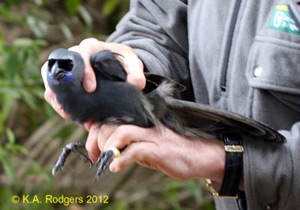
[50,62,66,80]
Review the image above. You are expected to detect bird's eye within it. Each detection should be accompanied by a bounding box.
[58,60,74,71]
[48,59,56,70]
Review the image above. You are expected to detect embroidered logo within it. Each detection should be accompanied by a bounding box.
[270,5,300,35]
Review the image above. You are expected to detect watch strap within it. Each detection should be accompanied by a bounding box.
[207,132,244,198]
[219,132,244,196]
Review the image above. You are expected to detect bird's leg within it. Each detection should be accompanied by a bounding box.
[95,147,120,181]
[52,142,93,176]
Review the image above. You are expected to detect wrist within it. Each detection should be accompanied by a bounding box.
[192,137,226,182]
[206,132,244,198]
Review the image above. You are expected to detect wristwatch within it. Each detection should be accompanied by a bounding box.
[206,132,244,198]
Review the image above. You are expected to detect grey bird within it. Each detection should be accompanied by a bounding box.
[47,48,285,181]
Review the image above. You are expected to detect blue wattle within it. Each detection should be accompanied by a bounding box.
[61,72,73,84]
[48,72,73,85]
[48,74,59,85]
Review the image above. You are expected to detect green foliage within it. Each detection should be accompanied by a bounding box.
[0,2,51,196]
[0,3,23,24]
[0,129,28,179]
[102,0,125,16]
[64,0,82,15]
[162,179,206,210]
[0,36,47,134]
[102,0,130,32]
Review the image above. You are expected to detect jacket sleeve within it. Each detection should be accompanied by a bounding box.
[243,123,300,210]
[106,0,194,100]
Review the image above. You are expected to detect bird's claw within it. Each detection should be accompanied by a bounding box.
[95,147,120,181]
[52,142,92,176]
[52,143,120,182]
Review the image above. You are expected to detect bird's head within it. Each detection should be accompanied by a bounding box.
[47,48,84,88]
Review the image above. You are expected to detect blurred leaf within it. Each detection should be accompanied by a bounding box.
[0,3,23,24]
[12,38,47,48]
[25,162,52,182]
[64,0,82,15]
[78,5,93,31]
[5,129,28,155]
[19,89,38,110]
[0,152,15,179]
[26,15,48,38]
[0,96,16,134]
[102,0,121,16]
[59,23,73,42]
[6,128,15,144]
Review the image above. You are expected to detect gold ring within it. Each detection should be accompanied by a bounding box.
[107,147,121,158]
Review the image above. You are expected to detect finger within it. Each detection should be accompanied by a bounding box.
[84,121,96,131]
[69,41,97,93]
[107,43,146,89]
[116,50,145,89]
[46,92,70,120]
[86,123,101,163]
[72,39,146,90]
[102,125,163,151]
[109,136,190,179]
[41,61,54,106]
[109,142,158,173]
[77,38,104,93]
[100,125,147,152]
[105,126,195,179]
[42,62,70,120]
[41,62,50,90]
[97,124,120,150]
[125,59,145,90]
[102,125,162,172]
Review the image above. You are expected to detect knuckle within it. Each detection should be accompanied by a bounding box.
[134,75,146,89]
[79,38,99,47]
[116,125,134,139]
[131,146,146,160]
[127,144,139,155]
[99,126,113,140]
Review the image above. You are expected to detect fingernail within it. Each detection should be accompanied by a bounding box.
[109,163,117,173]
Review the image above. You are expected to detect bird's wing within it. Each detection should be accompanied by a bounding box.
[167,99,286,143]
[90,50,127,82]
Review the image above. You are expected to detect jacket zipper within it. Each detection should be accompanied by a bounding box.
[220,0,242,91]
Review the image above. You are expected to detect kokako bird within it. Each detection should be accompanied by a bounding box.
[47,48,285,181]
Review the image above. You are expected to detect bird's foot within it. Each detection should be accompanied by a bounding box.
[95,147,120,181]
[52,142,93,176]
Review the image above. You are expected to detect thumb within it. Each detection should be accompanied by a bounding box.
[68,45,97,93]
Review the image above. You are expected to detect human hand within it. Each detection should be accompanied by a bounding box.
[86,123,226,182]
[41,38,145,120]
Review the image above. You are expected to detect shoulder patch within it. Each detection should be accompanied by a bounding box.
[269,5,300,35]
